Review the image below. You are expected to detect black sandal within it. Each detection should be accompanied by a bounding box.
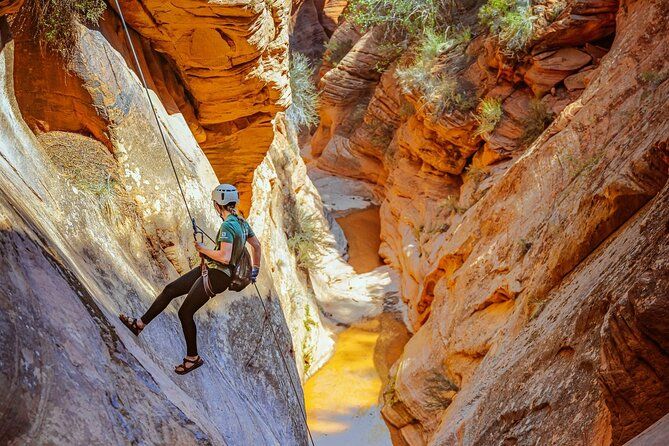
[119,314,143,336]
[175,356,204,375]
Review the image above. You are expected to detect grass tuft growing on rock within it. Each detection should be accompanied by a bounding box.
[395,26,474,118]
[520,99,553,146]
[301,304,318,374]
[479,0,536,55]
[474,97,503,136]
[287,209,323,270]
[287,53,320,130]
[27,0,106,59]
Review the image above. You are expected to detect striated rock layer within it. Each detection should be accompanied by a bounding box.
[97,0,291,211]
[303,0,669,444]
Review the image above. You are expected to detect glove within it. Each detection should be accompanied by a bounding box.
[251,266,260,283]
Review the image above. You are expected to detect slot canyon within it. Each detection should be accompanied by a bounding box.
[0,0,667,445]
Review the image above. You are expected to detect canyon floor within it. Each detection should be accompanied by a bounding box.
[304,204,410,444]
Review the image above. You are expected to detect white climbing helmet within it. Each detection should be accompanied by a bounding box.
[212,184,239,206]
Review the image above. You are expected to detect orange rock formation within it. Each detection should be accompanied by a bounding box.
[305,0,669,444]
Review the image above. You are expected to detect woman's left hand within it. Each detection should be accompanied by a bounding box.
[194,241,206,253]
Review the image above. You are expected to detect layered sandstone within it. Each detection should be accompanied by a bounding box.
[303,0,669,443]
[309,0,623,329]
[97,0,292,211]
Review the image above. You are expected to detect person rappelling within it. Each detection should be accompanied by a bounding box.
[119,184,262,375]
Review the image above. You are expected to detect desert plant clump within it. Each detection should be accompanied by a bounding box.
[346,0,448,38]
[479,0,536,55]
[395,64,474,118]
[395,26,475,118]
[520,99,553,146]
[474,97,503,136]
[27,0,107,59]
[287,53,320,130]
[301,304,319,374]
[383,371,401,405]
[372,40,409,75]
[287,209,323,270]
[423,369,460,411]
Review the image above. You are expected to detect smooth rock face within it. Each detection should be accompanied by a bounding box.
[624,414,669,446]
[0,18,309,445]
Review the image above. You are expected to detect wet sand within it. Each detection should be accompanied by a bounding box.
[304,207,410,445]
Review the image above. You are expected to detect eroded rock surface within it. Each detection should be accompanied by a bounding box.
[103,0,291,211]
[0,13,308,444]
[301,0,669,444]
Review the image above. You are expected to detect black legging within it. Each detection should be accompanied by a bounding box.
[140,267,230,356]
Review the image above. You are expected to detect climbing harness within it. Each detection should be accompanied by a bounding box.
[111,1,316,443]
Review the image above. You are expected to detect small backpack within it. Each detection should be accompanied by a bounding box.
[229,246,252,292]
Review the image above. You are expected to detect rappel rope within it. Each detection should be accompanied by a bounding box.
[111,0,213,244]
[249,283,316,446]
[111,2,315,444]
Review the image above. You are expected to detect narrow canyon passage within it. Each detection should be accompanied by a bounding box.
[305,207,411,445]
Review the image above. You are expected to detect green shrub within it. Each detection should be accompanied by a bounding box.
[415,26,471,61]
[397,68,475,118]
[346,0,448,37]
[395,26,474,118]
[498,8,535,53]
[28,0,106,59]
[520,99,553,146]
[478,0,515,27]
[479,0,536,55]
[384,372,400,405]
[287,53,320,130]
[474,97,503,136]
